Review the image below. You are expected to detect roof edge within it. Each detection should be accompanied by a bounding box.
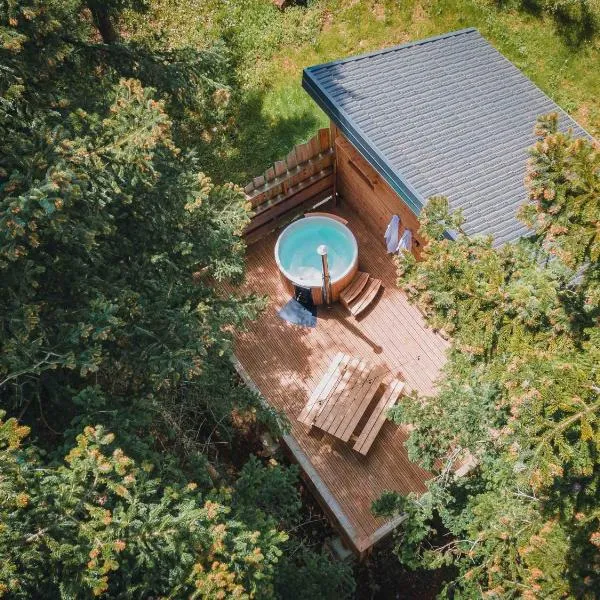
[304,27,477,73]
[302,69,425,215]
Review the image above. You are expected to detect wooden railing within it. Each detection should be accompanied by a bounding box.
[243,128,335,243]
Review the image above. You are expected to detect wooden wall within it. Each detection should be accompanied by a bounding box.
[332,124,424,258]
[242,123,425,254]
[243,128,334,244]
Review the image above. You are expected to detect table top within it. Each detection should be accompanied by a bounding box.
[298,352,389,442]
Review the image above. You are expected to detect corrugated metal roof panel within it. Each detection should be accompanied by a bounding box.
[302,28,591,245]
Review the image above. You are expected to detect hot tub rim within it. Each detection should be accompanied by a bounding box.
[274,215,358,290]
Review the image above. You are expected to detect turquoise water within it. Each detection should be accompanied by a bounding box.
[277,219,356,286]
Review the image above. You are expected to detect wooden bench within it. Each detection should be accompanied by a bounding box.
[353,379,404,455]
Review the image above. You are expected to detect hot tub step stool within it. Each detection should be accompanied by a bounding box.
[340,272,382,317]
[340,272,369,305]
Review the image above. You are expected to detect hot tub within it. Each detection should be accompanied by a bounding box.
[274,214,358,305]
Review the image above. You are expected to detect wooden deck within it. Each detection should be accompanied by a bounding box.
[230,202,449,552]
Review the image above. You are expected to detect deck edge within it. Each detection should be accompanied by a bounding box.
[230,353,405,555]
[231,355,359,541]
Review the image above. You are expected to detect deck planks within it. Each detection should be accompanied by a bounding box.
[326,360,374,434]
[314,356,361,429]
[336,365,388,441]
[225,200,449,549]
[297,352,346,425]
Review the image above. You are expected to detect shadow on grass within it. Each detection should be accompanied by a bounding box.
[206,88,323,185]
[495,0,598,48]
[552,1,598,47]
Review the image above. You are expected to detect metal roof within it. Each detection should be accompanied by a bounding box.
[303,28,590,245]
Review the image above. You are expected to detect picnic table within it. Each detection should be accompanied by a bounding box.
[297,352,405,455]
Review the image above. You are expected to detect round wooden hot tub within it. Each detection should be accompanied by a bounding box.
[274,214,358,305]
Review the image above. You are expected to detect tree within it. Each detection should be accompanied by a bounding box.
[1,2,354,597]
[1,0,264,450]
[376,117,600,598]
[0,415,354,598]
[85,0,149,43]
[520,112,600,306]
[233,456,356,600]
[0,416,287,598]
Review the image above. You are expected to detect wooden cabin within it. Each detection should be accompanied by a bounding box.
[232,28,589,556]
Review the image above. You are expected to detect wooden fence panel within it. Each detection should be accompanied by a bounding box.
[243,128,334,243]
[249,152,334,208]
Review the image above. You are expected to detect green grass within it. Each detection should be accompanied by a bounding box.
[129,0,600,183]
[233,0,600,181]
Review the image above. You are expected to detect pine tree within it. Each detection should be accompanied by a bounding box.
[377,117,600,598]
[520,112,600,308]
[0,2,355,597]
[0,415,288,598]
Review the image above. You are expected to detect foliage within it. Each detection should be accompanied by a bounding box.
[0,0,265,441]
[520,112,600,303]
[234,456,302,529]
[0,1,350,598]
[120,0,327,184]
[0,417,287,598]
[273,543,356,600]
[232,456,356,599]
[382,117,600,599]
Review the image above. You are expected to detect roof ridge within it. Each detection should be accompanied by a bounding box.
[305,28,478,73]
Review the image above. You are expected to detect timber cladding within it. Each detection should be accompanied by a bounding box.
[333,129,424,258]
[243,128,335,244]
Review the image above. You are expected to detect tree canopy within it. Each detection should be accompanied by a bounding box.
[376,115,600,599]
[0,2,354,597]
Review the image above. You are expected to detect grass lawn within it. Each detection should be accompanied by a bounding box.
[128,0,600,183]
[225,0,600,183]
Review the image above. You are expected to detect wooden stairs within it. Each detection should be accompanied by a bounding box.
[340,271,382,317]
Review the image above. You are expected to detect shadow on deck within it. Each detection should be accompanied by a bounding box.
[231,201,449,553]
